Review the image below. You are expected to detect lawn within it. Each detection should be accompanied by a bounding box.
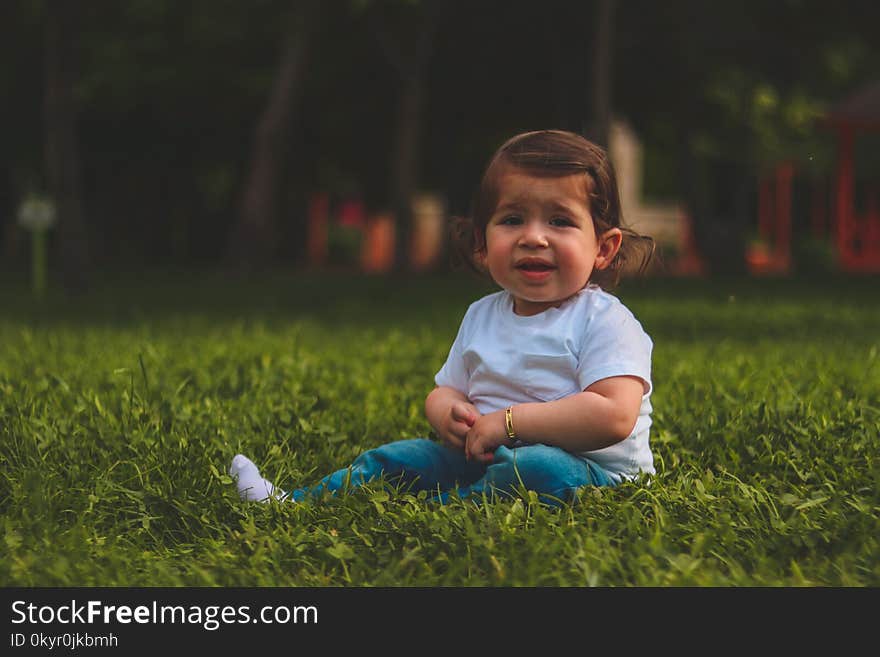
[1,269,878,586]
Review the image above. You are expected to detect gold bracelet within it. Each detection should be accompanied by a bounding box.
[504,406,517,443]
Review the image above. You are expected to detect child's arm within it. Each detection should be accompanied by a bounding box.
[425,386,481,451]
[464,376,644,463]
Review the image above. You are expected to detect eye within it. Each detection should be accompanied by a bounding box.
[549,216,575,227]
[499,215,522,225]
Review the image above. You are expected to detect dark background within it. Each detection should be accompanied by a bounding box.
[2,0,878,283]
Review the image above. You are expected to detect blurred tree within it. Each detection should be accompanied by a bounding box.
[0,1,42,263]
[73,0,296,265]
[228,0,320,269]
[45,0,90,291]
[585,0,615,149]
[359,0,446,271]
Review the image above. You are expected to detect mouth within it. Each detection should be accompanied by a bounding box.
[515,258,556,273]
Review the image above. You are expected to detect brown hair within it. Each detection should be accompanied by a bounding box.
[451,129,655,290]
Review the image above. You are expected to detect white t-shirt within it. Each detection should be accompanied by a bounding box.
[434,285,654,481]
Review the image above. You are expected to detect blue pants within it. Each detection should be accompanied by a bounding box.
[287,438,616,506]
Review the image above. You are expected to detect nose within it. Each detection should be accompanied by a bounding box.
[518,221,549,248]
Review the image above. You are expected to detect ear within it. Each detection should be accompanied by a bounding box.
[474,247,488,270]
[594,228,623,271]
[473,228,488,269]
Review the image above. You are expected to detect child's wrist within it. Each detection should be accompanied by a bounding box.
[504,406,517,444]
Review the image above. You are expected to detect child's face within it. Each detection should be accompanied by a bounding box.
[483,166,621,316]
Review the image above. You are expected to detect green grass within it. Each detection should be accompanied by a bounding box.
[1,269,878,586]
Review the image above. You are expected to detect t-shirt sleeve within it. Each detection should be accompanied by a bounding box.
[576,302,653,395]
[433,308,471,395]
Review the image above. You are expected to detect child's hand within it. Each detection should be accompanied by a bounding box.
[438,401,480,451]
[464,410,509,463]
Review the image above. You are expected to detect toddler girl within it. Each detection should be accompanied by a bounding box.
[230,129,656,506]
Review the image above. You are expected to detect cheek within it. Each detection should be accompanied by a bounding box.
[483,231,505,259]
[483,247,503,273]
[561,242,599,273]
[483,241,511,278]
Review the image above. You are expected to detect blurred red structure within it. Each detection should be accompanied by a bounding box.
[337,198,365,228]
[746,162,794,274]
[747,82,880,275]
[822,81,880,273]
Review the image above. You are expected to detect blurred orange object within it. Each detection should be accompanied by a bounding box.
[361,213,396,273]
